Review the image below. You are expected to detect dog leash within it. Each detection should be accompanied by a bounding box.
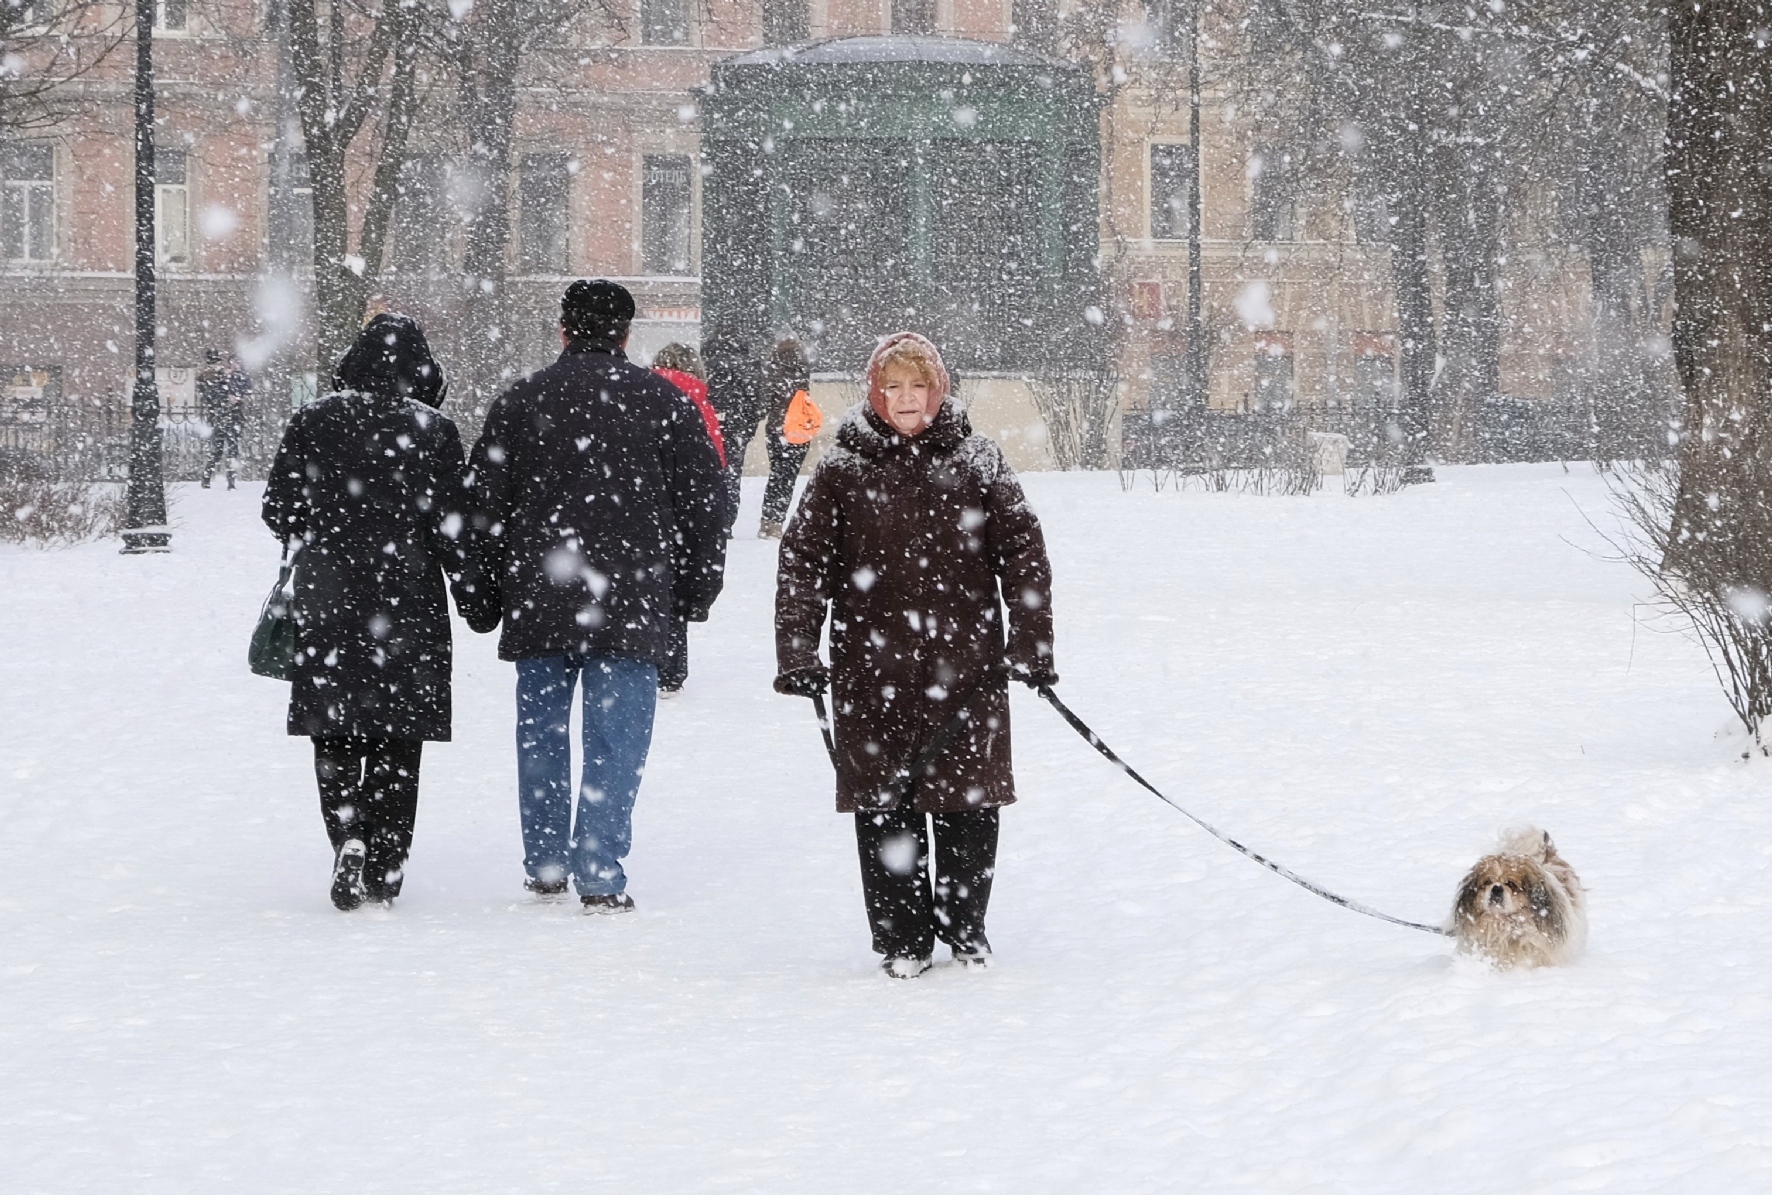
[1034,684,1453,937]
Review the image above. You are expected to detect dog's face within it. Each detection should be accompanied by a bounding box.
[1453,853,1569,966]
[1466,857,1542,920]
[1451,828,1585,968]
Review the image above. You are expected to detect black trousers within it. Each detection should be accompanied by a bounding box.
[313,736,423,899]
[761,432,809,526]
[659,617,689,690]
[205,419,241,480]
[719,412,761,538]
[854,807,999,959]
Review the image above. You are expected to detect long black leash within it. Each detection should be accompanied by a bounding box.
[1032,684,1452,937]
[806,674,1448,936]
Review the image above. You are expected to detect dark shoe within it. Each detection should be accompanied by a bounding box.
[200,476,212,489]
[330,840,368,911]
[365,863,404,906]
[881,955,932,980]
[525,875,569,900]
[952,944,992,969]
[581,892,636,915]
[226,476,236,491]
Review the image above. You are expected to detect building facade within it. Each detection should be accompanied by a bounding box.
[2,0,1617,473]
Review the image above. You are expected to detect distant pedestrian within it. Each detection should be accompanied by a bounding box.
[199,349,251,490]
[262,314,498,912]
[774,332,1057,978]
[757,336,812,539]
[703,327,761,537]
[469,281,727,912]
[650,341,727,697]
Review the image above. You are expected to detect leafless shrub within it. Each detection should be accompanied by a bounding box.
[1342,429,1411,495]
[1027,368,1119,471]
[1609,459,1772,747]
[1234,419,1320,496]
[1119,407,1320,495]
[0,459,124,546]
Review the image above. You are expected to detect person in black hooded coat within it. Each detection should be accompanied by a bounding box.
[262,314,498,911]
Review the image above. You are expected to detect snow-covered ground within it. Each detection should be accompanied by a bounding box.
[4,464,1770,1193]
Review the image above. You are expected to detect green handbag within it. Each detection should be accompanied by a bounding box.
[248,545,298,680]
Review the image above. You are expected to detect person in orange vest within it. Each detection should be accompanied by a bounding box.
[758,336,821,538]
[650,342,727,696]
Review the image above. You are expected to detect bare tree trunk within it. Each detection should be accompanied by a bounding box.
[1646,0,1772,739]
[285,0,417,375]
[1666,0,1772,586]
[455,0,523,423]
[1384,118,1437,466]
[1434,143,1503,463]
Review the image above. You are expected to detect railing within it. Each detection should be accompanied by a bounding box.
[1121,394,1677,476]
[0,399,291,482]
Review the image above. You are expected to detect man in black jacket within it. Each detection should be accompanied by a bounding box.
[469,280,726,912]
[701,326,760,538]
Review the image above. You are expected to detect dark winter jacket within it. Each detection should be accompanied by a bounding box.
[467,343,727,665]
[262,388,494,741]
[198,364,250,433]
[703,330,761,431]
[774,400,1055,814]
[761,340,812,436]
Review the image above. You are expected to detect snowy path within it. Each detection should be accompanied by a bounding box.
[3,465,1770,1192]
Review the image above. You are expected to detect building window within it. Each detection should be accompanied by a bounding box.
[641,153,693,276]
[891,0,935,34]
[1250,145,1297,241]
[394,154,448,274]
[155,149,191,266]
[1149,143,1194,241]
[155,0,187,32]
[762,0,808,45]
[1351,336,1397,409]
[518,153,571,274]
[272,148,318,269]
[1012,0,1057,51]
[1143,0,1190,55]
[1251,333,1293,412]
[641,0,688,45]
[1353,189,1391,246]
[1,142,55,262]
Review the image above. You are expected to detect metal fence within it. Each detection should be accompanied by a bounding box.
[0,397,291,483]
[1121,394,1677,474]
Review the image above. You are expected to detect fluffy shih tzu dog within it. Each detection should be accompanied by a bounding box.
[1450,828,1586,969]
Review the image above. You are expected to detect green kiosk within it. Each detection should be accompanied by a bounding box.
[699,35,1103,375]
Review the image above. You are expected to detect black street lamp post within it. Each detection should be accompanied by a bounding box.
[121,0,170,554]
[1184,0,1203,407]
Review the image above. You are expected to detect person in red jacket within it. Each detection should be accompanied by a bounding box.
[651,343,726,696]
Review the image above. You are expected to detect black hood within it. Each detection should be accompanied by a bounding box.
[332,313,447,408]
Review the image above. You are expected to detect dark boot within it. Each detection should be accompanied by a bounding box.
[330,839,368,911]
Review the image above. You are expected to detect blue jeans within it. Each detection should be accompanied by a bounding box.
[515,655,659,896]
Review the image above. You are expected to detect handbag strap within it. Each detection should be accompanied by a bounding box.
[276,539,298,590]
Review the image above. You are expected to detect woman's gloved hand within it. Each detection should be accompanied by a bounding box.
[774,665,831,698]
[1009,660,1059,689]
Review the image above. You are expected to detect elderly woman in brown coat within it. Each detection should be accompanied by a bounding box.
[775,332,1056,978]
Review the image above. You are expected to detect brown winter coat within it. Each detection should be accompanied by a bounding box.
[775,400,1055,814]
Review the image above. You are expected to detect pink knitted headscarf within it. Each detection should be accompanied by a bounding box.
[865,332,950,433]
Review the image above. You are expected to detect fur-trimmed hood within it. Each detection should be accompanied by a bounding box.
[835,397,971,459]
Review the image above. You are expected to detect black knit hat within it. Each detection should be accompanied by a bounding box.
[562,278,637,343]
